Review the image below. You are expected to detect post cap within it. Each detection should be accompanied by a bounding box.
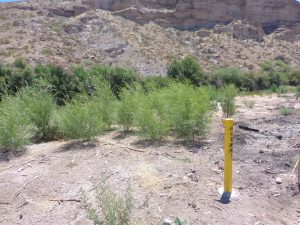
[223,118,235,127]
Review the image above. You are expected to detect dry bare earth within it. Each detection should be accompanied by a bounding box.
[0,94,299,225]
[1,2,300,76]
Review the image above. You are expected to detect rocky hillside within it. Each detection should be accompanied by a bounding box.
[0,0,299,75]
[84,0,300,33]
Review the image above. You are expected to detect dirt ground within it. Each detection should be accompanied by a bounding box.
[0,94,299,225]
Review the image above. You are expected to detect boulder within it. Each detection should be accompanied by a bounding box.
[64,24,84,34]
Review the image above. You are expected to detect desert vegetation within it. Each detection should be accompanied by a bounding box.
[82,184,188,225]
[0,57,299,152]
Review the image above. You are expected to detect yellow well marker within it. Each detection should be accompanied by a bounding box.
[223,118,235,193]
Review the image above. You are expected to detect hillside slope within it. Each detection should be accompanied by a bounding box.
[0,0,299,75]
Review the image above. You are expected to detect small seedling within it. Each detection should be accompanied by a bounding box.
[243,100,255,109]
[279,107,294,116]
[162,218,188,225]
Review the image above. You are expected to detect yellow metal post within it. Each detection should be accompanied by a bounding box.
[297,156,300,191]
[223,118,235,193]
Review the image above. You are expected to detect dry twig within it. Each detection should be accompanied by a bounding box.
[12,176,40,200]
[0,165,13,173]
[50,199,81,203]
[98,140,145,153]
[88,172,118,192]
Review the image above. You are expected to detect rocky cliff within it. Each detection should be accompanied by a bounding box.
[83,0,300,33]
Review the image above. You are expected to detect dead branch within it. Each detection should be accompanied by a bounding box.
[0,165,13,173]
[98,140,145,153]
[88,172,118,192]
[50,199,81,203]
[12,176,40,199]
[0,201,10,205]
[162,152,177,159]
[238,125,260,133]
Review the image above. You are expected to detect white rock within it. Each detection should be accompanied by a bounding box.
[164,218,172,224]
[187,173,193,178]
[276,177,283,184]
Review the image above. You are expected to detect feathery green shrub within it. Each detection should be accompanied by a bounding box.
[0,59,34,97]
[0,95,32,152]
[34,64,82,105]
[279,107,294,116]
[56,80,117,140]
[18,87,57,140]
[220,84,238,118]
[214,67,242,87]
[167,55,208,86]
[134,83,213,140]
[135,91,171,140]
[89,66,139,97]
[141,76,173,92]
[56,97,105,141]
[167,84,212,139]
[117,87,141,132]
[82,185,133,225]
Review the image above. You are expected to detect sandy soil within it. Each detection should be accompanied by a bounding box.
[0,94,299,225]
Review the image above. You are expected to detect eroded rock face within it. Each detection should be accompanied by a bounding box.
[231,21,265,42]
[83,0,300,33]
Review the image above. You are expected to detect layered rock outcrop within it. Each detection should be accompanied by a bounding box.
[82,0,300,33]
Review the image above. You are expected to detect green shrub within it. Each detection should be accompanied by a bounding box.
[162,218,188,225]
[34,64,82,105]
[167,55,208,86]
[0,95,32,152]
[56,96,105,141]
[255,72,272,90]
[18,87,57,140]
[0,60,34,97]
[82,185,133,225]
[268,72,288,87]
[56,79,116,140]
[279,107,294,116]
[117,87,140,132]
[134,83,213,140]
[168,84,212,139]
[91,79,118,129]
[214,67,242,87]
[135,92,171,140]
[141,76,173,92]
[260,60,291,74]
[13,58,27,69]
[90,66,139,97]
[240,72,257,91]
[276,86,289,94]
[260,60,290,87]
[220,85,238,118]
[243,100,256,109]
[288,70,300,86]
[296,86,300,99]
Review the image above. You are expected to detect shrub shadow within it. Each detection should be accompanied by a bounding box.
[112,131,135,141]
[0,150,26,162]
[57,139,98,152]
[131,139,171,148]
[174,139,206,153]
[131,138,206,152]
